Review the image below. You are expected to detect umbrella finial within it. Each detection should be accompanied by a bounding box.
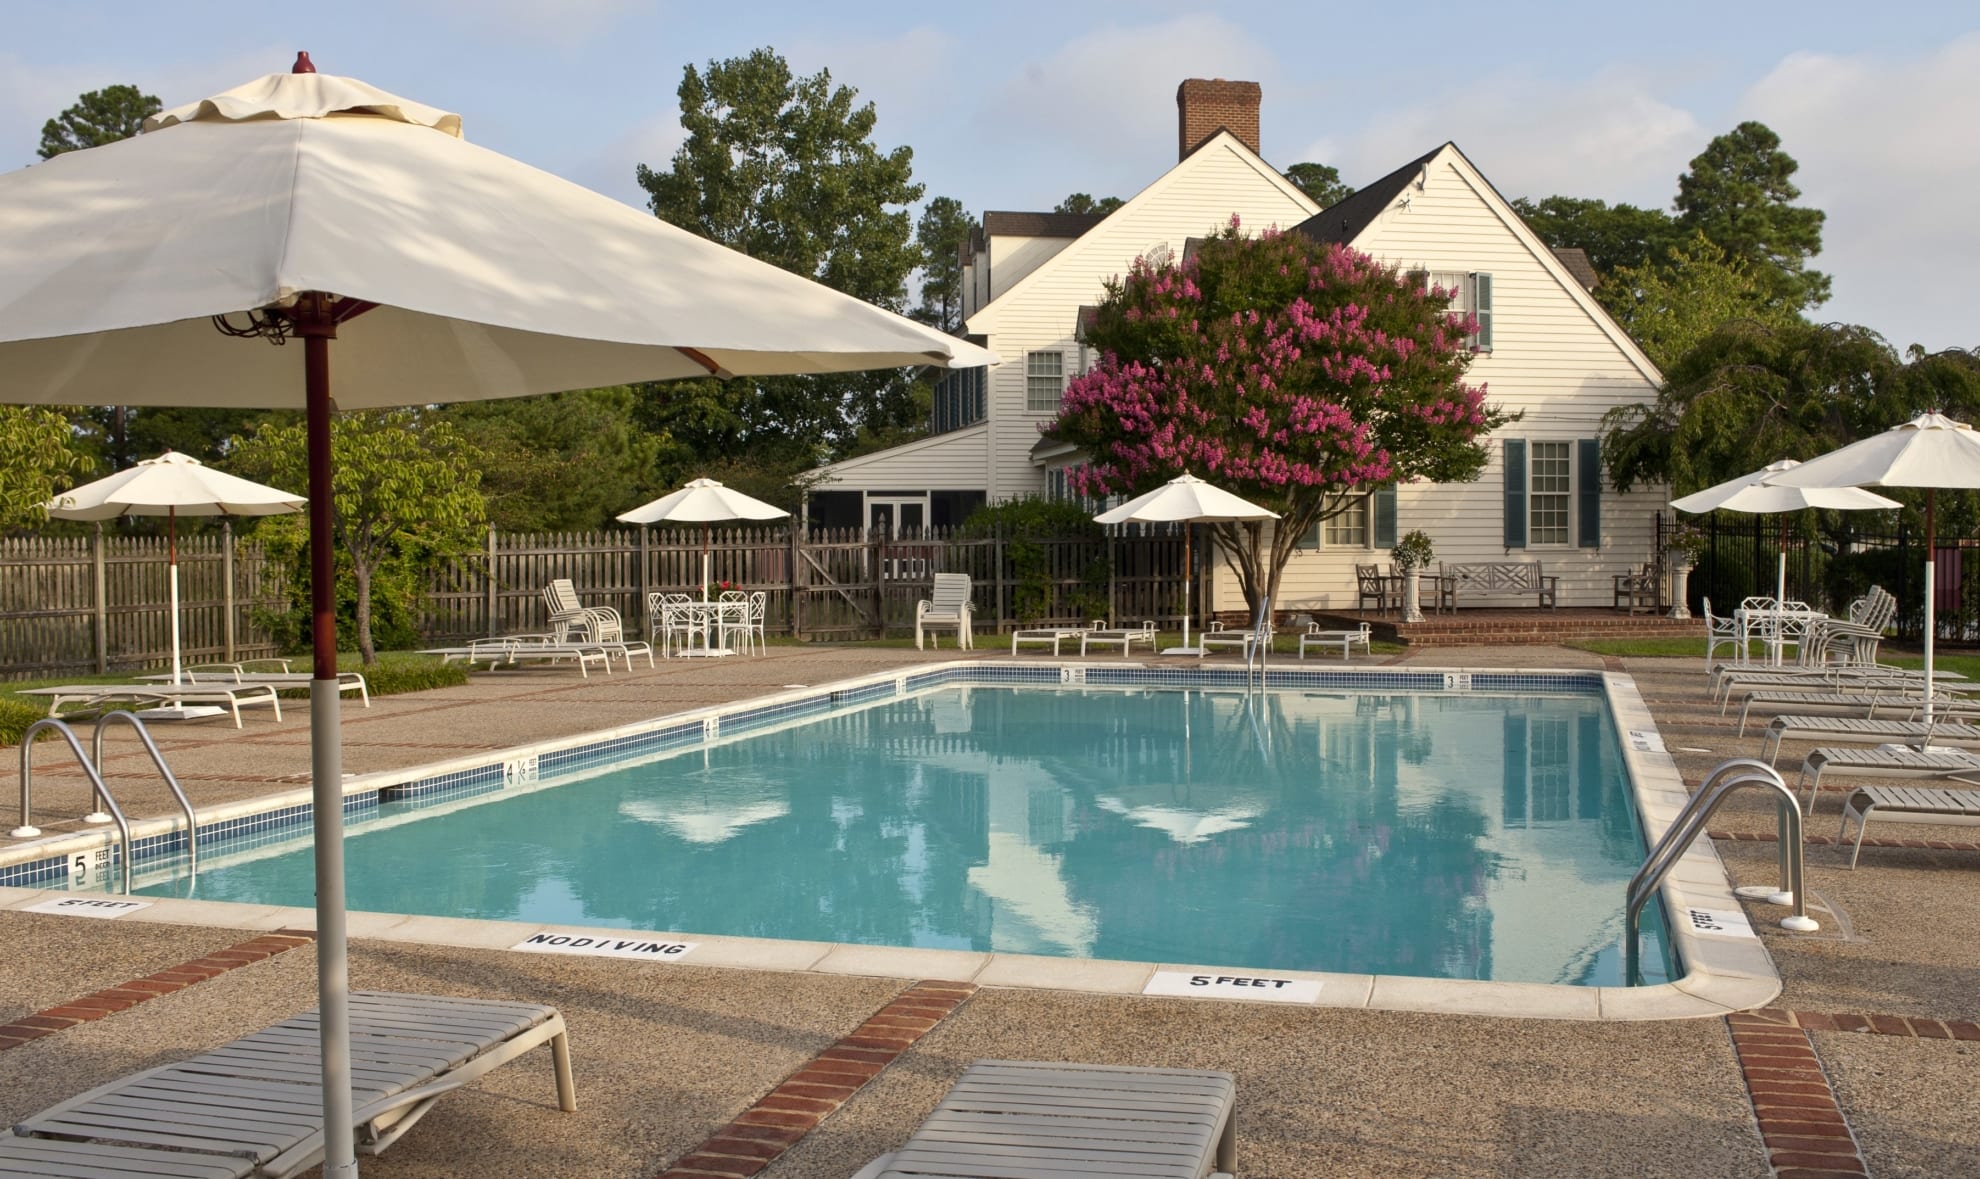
[292,51,317,74]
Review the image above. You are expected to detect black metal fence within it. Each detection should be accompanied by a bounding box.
[1665,511,1980,644]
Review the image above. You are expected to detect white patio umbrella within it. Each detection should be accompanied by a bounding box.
[0,58,992,1177]
[616,478,789,599]
[1670,459,1899,664]
[1094,472,1278,653]
[1765,413,1980,723]
[45,451,306,709]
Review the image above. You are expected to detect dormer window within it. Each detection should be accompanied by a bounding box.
[1427,270,1493,352]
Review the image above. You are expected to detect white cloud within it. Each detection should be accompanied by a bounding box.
[1741,34,1980,350]
[969,15,1280,204]
[1293,66,1703,209]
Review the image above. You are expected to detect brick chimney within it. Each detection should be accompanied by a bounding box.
[1177,78,1261,160]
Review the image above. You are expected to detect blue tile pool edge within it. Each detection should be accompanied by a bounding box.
[0,659,1781,1021]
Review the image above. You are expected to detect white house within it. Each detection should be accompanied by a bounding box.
[808,80,1667,610]
[807,80,1319,533]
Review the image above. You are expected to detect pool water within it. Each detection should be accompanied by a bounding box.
[138,686,1673,985]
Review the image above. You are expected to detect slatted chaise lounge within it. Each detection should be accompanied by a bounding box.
[1080,621,1159,658]
[1729,690,1978,737]
[17,683,281,729]
[1795,745,1980,813]
[1010,626,1088,655]
[142,661,371,707]
[851,1058,1237,1179]
[0,991,574,1178]
[1838,785,1980,867]
[1760,715,1980,766]
[1199,620,1267,659]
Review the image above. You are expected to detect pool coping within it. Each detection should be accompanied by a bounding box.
[0,660,1781,1021]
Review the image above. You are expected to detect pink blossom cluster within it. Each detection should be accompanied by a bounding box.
[1054,235,1490,503]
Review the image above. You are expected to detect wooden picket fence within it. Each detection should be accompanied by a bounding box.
[2,524,1193,680]
[0,527,289,680]
[423,525,1193,644]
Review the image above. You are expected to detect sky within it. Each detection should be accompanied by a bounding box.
[5,1,1975,351]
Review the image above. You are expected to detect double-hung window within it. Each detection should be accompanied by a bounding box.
[1025,351,1065,412]
[1427,270,1493,351]
[1325,499,1369,547]
[1503,439,1600,549]
[1528,441,1572,546]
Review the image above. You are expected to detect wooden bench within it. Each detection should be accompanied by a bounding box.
[1440,561,1558,609]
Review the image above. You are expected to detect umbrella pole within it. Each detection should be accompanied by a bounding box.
[303,319,358,1178]
[1924,490,1937,726]
[169,507,183,687]
[1182,525,1193,650]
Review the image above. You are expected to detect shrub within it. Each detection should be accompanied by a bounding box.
[357,654,469,696]
[0,696,47,747]
[960,498,1110,623]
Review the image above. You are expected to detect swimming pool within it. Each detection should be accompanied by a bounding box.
[128,679,1673,986]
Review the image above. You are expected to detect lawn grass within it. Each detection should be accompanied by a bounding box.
[1,651,467,746]
[1564,636,1980,681]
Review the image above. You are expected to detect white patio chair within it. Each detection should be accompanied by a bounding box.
[1702,597,1742,668]
[648,591,701,657]
[716,589,751,654]
[543,577,623,643]
[915,573,974,649]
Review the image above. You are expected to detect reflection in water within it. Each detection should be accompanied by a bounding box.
[142,686,1671,985]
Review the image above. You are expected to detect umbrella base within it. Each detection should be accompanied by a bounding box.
[1161,646,1207,656]
[674,648,736,658]
[134,705,229,722]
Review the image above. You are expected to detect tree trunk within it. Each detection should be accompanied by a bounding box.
[353,559,376,666]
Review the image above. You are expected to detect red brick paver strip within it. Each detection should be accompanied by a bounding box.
[1711,830,1980,853]
[655,979,978,1179]
[0,929,315,1052]
[1726,1012,1868,1177]
[1748,1007,1980,1042]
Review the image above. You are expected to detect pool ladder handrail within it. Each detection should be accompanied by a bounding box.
[1244,595,1270,686]
[10,712,199,894]
[1625,758,1817,985]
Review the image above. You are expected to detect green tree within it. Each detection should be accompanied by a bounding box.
[441,388,661,531]
[1511,195,1680,279]
[1675,121,1829,311]
[228,411,486,664]
[1048,223,1512,611]
[38,84,159,158]
[1601,319,1898,496]
[634,48,926,476]
[1054,193,1124,216]
[1601,232,1798,372]
[1282,162,1354,207]
[0,407,92,530]
[913,196,973,333]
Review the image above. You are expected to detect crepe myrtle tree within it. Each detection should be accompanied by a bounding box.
[1047,220,1513,613]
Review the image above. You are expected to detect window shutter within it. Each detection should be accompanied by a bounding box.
[1503,439,1527,549]
[1472,272,1493,351]
[1373,486,1397,548]
[1577,438,1601,548]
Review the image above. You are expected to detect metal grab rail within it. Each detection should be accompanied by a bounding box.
[93,712,199,881]
[11,718,135,894]
[1626,758,1817,985]
[1244,596,1271,686]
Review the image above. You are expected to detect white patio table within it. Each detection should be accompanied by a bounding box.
[1735,598,1827,666]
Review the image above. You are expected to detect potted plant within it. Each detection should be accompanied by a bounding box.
[1392,529,1436,623]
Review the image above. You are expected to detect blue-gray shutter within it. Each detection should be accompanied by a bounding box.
[1577,438,1601,549]
[1373,487,1397,548]
[1503,439,1527,550]
[1472,272,1493,350]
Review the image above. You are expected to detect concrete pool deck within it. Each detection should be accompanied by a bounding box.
[1,643,1976,1175]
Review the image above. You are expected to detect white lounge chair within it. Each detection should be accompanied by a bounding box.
[1838,785,1980,867]
[1199,619,1267,659]
[1731,690,1977,736]
[144,661,370,707]
[1299,621,1371,661]
[542,578,624,643]
[17,683,281,728]
[1080,620,1159,658]
[1760,715,1980,766]
[1794,744,1980,813]
[0,991,575,1178]
[851,1059,1236,1179]
[419,636,617,677]
[1010,626,1087,655]
[915,573,975,649]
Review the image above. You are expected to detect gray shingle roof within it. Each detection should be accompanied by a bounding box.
[981,211,1110,238]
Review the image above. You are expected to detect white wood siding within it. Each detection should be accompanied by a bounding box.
[970,138,1318,501]
[987,236,1077,302]
[1213,151,1668,611]
[813,423,989,491]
